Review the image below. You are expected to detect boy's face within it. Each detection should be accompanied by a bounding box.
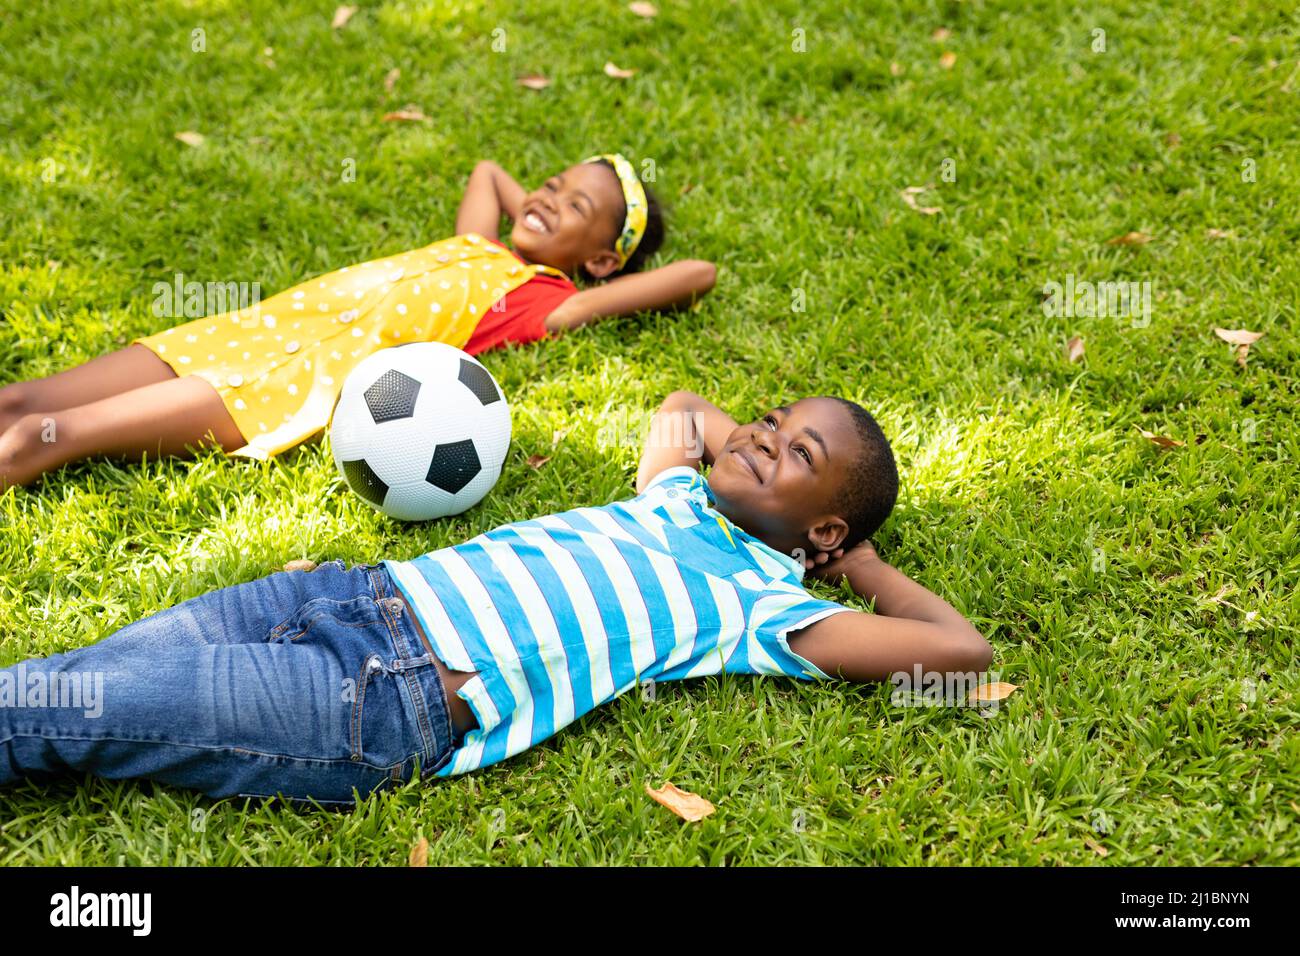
[708,398,860,560]
[510,162,624,278]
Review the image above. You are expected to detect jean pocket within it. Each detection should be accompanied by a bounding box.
[352,654,411,769]
[265,594,373,643]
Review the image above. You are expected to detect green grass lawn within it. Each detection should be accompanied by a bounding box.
[1,0,1297,865]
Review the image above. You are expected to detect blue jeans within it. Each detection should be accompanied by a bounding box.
[0,561,457,807]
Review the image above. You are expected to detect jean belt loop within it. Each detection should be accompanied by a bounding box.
[385,652,432,672]
[368,563,389,602]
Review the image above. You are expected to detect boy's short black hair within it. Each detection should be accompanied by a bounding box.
[580,157,665,282]
[825,397,899,549]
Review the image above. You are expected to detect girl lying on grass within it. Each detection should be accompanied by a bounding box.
[0,154,716,487]
[0,389,992,806]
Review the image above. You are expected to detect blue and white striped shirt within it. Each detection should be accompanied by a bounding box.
[385,465,854,777]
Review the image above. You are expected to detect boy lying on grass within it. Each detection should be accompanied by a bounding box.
[0,390,992,806]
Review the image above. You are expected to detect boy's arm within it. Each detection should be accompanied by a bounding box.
[788,541,993,682]
[455,161,527,239]
[634,390,737,493]
[544,260,716,333]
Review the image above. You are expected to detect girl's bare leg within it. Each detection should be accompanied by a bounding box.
[0,344,176,436]
[0,375,247,489]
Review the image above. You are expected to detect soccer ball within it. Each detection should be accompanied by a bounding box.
[329,343,512,521]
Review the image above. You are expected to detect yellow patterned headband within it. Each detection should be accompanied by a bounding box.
[583,153,647,269]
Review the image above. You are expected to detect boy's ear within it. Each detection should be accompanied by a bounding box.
[581,249,621,280]
[806,515,849,554]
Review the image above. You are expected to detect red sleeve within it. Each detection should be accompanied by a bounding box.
[462,242,578,355]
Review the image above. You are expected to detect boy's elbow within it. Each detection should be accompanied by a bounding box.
[655,390,707,426]
[663,389,700,409]
[691,260,717,293]
[660,390,712,429]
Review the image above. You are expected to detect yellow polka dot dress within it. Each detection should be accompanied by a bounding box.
[134,233,566,460]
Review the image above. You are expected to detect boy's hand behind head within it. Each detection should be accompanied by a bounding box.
[803,538,878,581]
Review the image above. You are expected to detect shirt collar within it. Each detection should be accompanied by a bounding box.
[690,470,806,582]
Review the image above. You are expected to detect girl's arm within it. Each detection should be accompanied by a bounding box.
[790,541,993,681]
[544,259,716,333]
[634,389,737,493]
[455,161,527,239]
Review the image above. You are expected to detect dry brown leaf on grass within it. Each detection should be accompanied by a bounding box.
[526,454,552,469]
[604,61,637,79]
[383,67,400,91]
[1215,327,1265,367]
[1066,336,1085,363]
[645,781,715,821]
[1164,131,1182,148]
[968,682,1019,704]
[1214,327,1265,346]
[283,559,318,572]
[383,108,429,122]
[1133,424,1184,448]
[175,131,206,148]
[408,835,428,867]
[889,61,905,76]
[1205,228,1232,239]
[1083,835,1109,858]
[931,27,952,41]
[332,5,358,30]
[939,51,957,69]
[1106,230,1153,246]
[517,74,551,90]
[900,184,941,215]
[629,1,658,17]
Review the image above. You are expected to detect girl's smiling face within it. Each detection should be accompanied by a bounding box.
[510,162,625,278]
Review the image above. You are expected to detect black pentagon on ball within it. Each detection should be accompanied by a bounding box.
[364,369,422,423]
[426,439,481,495]
[342,458,389,507]
[458,358,501,406]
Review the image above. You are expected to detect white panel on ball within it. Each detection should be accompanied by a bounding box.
[328,342,512,521]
